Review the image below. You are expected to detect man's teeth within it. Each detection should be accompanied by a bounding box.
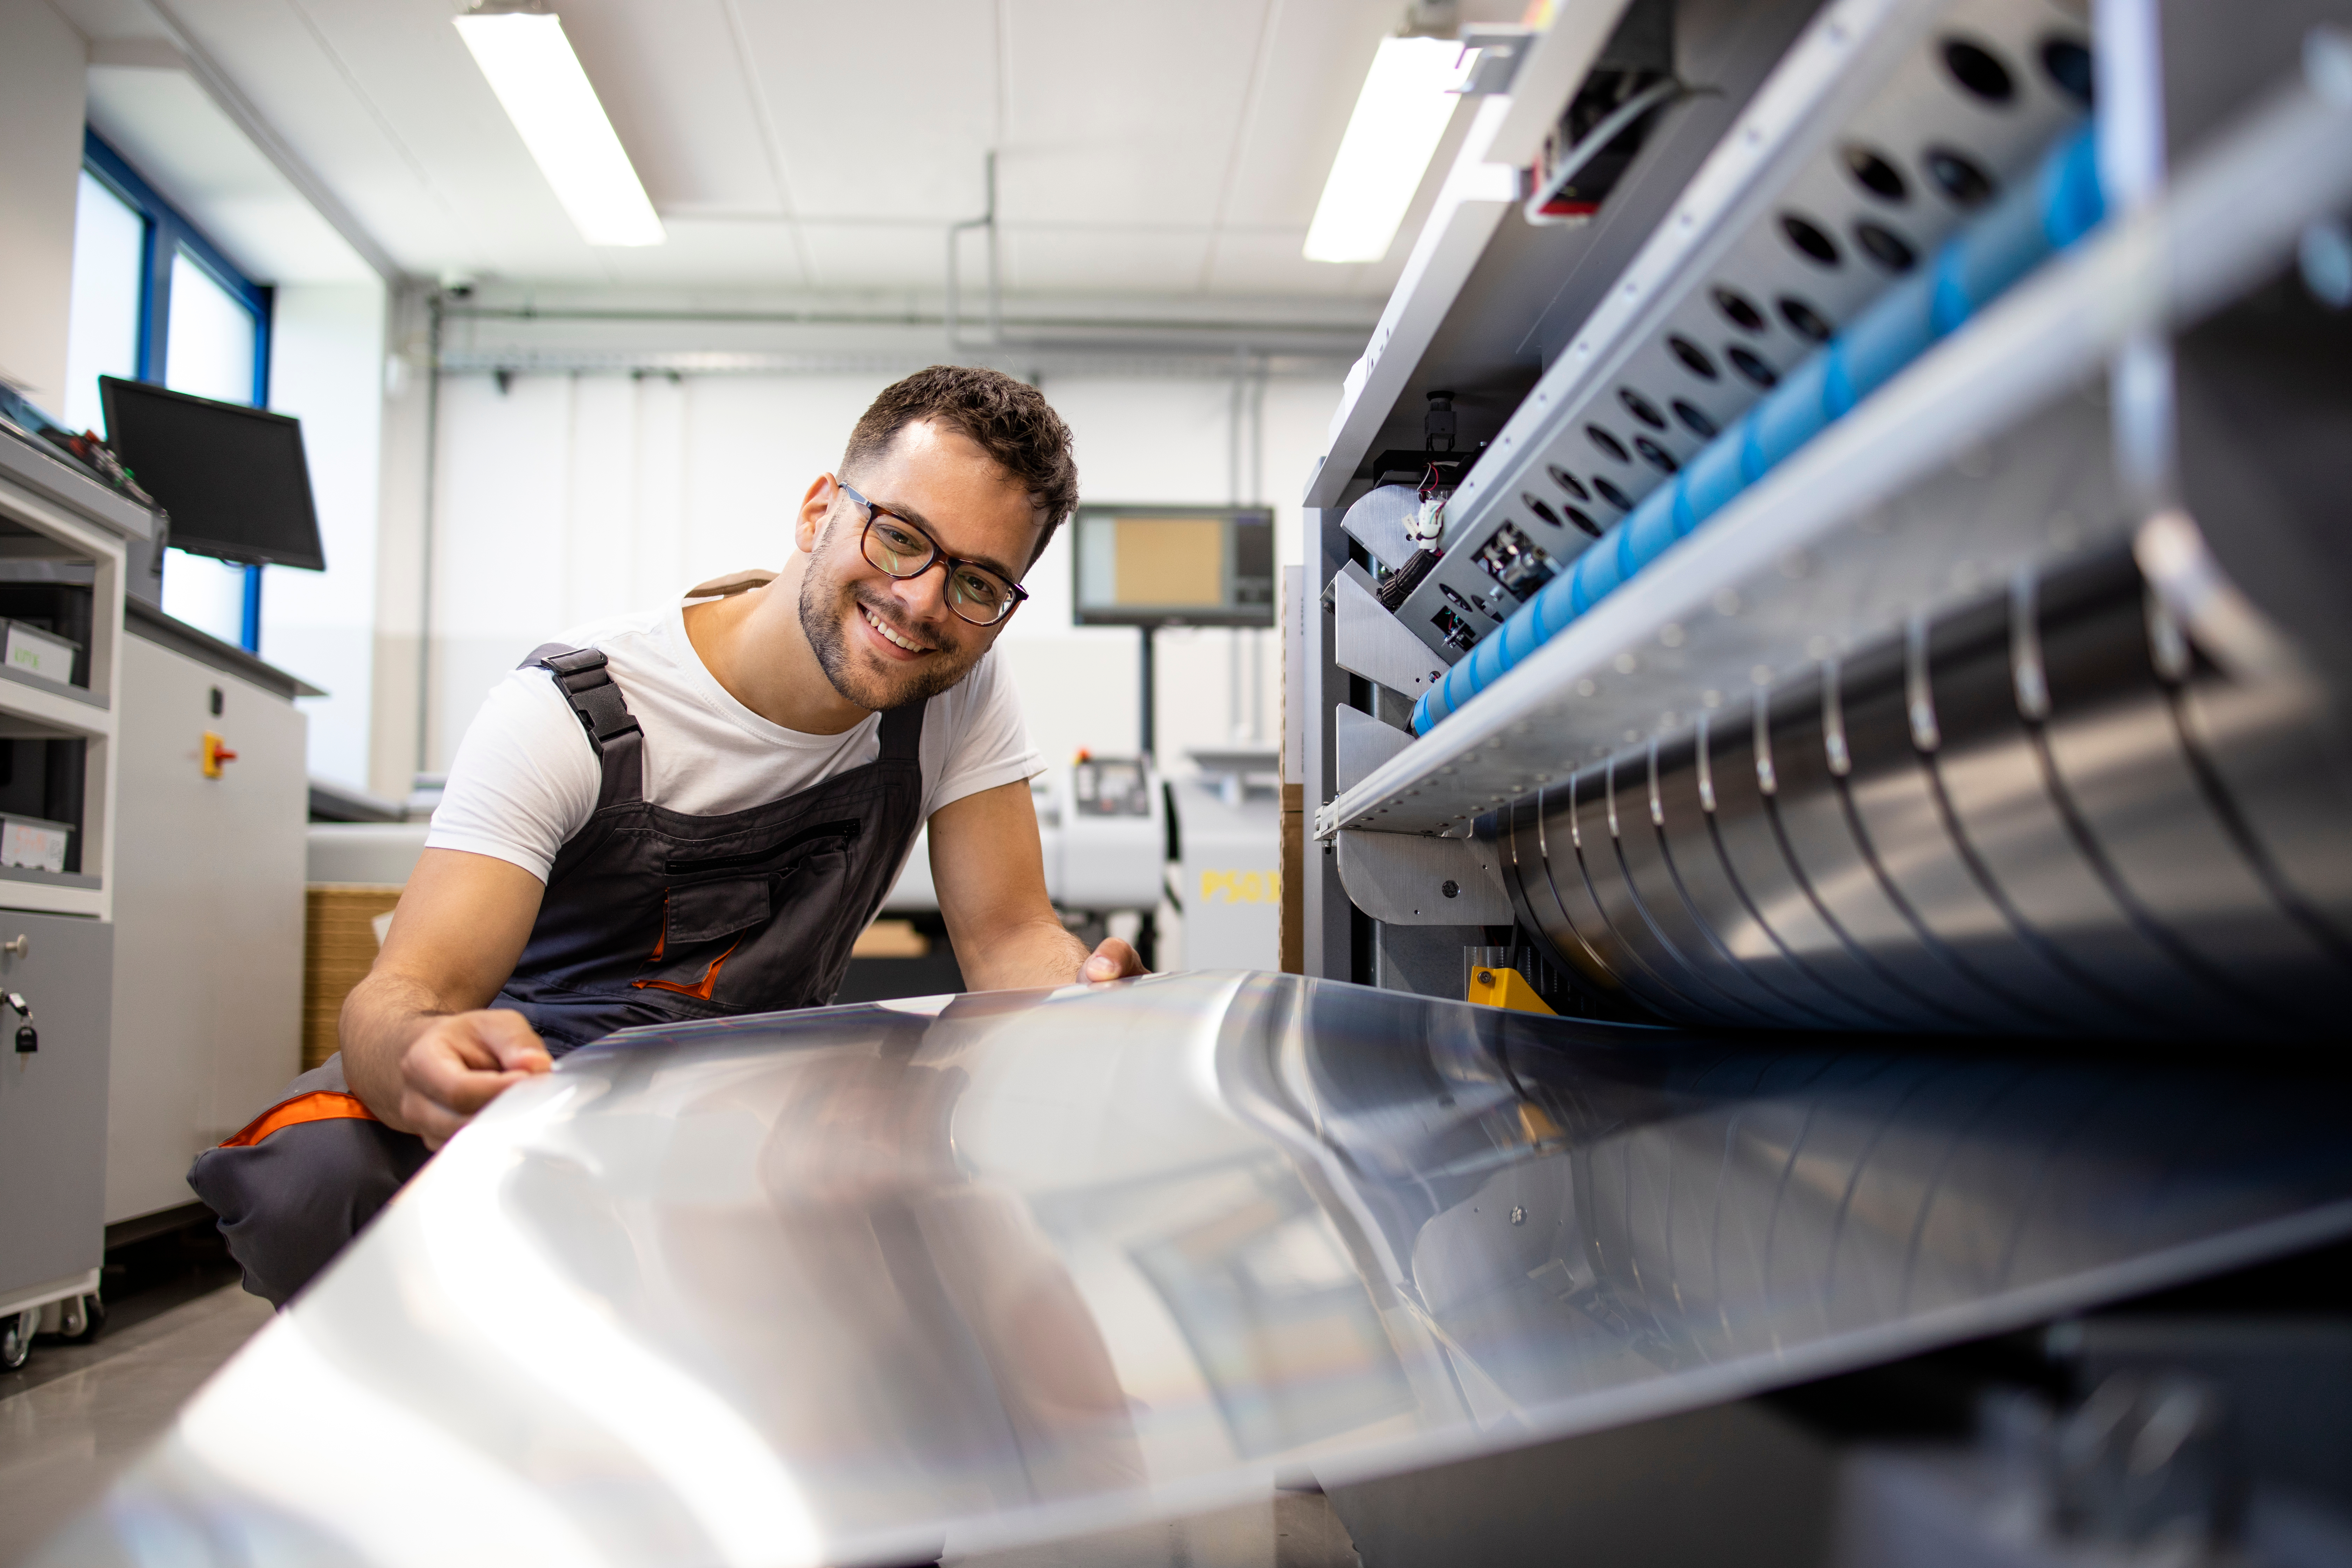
[863,606,926,653]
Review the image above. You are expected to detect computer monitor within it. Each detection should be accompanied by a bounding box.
[98,377,326,571]
[1070,505,1275,628]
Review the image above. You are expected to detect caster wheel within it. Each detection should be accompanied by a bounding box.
[0,1308,34,1371]
[59,1293,105,1343]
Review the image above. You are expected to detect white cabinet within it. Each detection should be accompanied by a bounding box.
[105,613,308,1227]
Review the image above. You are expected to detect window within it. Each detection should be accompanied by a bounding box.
[165,252,259,405]
[64,132,273,650]
[62,173,142,436]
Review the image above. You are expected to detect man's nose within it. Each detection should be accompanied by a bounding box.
[890,560,952,621]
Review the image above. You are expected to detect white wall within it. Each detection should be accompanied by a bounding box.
[264,281,387,790]
[369,286,433,803]
[0,0,88,405]
[1000,375,1336,769]
[414,369,1339,780]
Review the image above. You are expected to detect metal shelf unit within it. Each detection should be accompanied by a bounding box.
[0,430,144,922]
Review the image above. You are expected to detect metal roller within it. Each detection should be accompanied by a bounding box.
[1563,763,1725,1021]
[1648,731,1876,1028]
[2168,662,2352,959]
[1607,740,1817,1023]
[1498,535,2352,1037]
[2029,555,2352,1026]
[1762,662,2029,1029]
[1585,754,1759,1024]
[1914,580,2215,1032]
[1833,634,2113,1031]
[1515,778,1627,998]
[1705,697,1926,1025]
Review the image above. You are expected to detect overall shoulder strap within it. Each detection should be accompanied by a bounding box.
[523,643,645,807]
[876,695,927,764]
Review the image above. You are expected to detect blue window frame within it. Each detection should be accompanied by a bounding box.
[82,130,274,648]
[82,130,272,404]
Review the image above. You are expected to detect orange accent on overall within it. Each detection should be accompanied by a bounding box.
[632,937,743,1001]
[648,892,668,961]
[218,1091,379,1148]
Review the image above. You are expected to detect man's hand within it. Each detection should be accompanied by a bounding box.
[394,1009,553,1148]
[343,848,550,1138]
[1080,938,1146,984]
[932,782,1156,991]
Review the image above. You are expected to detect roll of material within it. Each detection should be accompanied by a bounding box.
[1415,127,2107,736]
[44,969,2352,1567]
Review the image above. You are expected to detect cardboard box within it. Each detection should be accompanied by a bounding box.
[303,884,402,1072]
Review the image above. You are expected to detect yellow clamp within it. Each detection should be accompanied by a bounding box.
[1466,965,1556,1016]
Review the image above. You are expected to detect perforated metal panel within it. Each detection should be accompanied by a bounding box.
[1396,0,2095,665]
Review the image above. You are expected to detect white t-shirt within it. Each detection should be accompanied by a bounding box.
[427,588,1043,883]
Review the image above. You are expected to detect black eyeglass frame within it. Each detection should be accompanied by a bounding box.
[835,480,1030,626]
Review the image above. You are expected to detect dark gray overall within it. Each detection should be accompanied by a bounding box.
[190,643,930,1304]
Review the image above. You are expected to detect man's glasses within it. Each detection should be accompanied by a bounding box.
[837,481,1028,627]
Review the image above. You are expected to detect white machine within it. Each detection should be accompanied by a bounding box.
[882,757,1166,922]
[1169,750,1283,972]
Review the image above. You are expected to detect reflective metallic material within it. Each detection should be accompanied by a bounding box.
[42,974,2352,1567]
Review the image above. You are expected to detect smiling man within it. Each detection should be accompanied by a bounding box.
[191,366,1144,1305]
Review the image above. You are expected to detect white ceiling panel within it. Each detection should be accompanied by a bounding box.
[1004,226,1216,294]
[586,216,809,287]
[1201,226,1396,297]
[1213,0,1392,229]
[731,0,999,223]
[559,0,784,217]
[48,0,1482,306]
[167,0,505,276]
[797,220,966,293]
[285,0,609,278]
[594,217,810,288]
[86,63,374,283]
[1000,0,1270,227]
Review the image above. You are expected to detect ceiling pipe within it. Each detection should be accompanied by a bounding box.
[946,150,1001,353]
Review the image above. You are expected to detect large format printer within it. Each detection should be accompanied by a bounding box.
[33,2,2352,1563]
[1291,0,2352,1556]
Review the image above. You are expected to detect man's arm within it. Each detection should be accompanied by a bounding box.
[341,848,553,1145]
[930,779,1146,990]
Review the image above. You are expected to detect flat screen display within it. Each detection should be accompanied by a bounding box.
[98,376,326,570]
[1071,505,1275,628]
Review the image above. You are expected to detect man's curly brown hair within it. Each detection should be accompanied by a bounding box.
[841,365,1079,570]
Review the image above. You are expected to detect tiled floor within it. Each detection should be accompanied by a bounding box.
[0,1285,274,1565]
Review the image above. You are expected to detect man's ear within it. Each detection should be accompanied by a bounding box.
[794,474,836,555]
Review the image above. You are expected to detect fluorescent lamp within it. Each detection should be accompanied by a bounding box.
[454,9,664,247]
[1303,36,1470,264]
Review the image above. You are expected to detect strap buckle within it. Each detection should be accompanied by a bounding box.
[535,647,640,751]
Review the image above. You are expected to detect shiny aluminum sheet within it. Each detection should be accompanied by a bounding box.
[43,974,2352,1567]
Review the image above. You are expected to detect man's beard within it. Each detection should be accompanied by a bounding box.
[798,550,980,712]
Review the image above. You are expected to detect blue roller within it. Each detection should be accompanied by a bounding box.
[1413,126,2105,737]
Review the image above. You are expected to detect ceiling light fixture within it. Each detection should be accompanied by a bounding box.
[1302,35,1472,264]
[453,4,664,247]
